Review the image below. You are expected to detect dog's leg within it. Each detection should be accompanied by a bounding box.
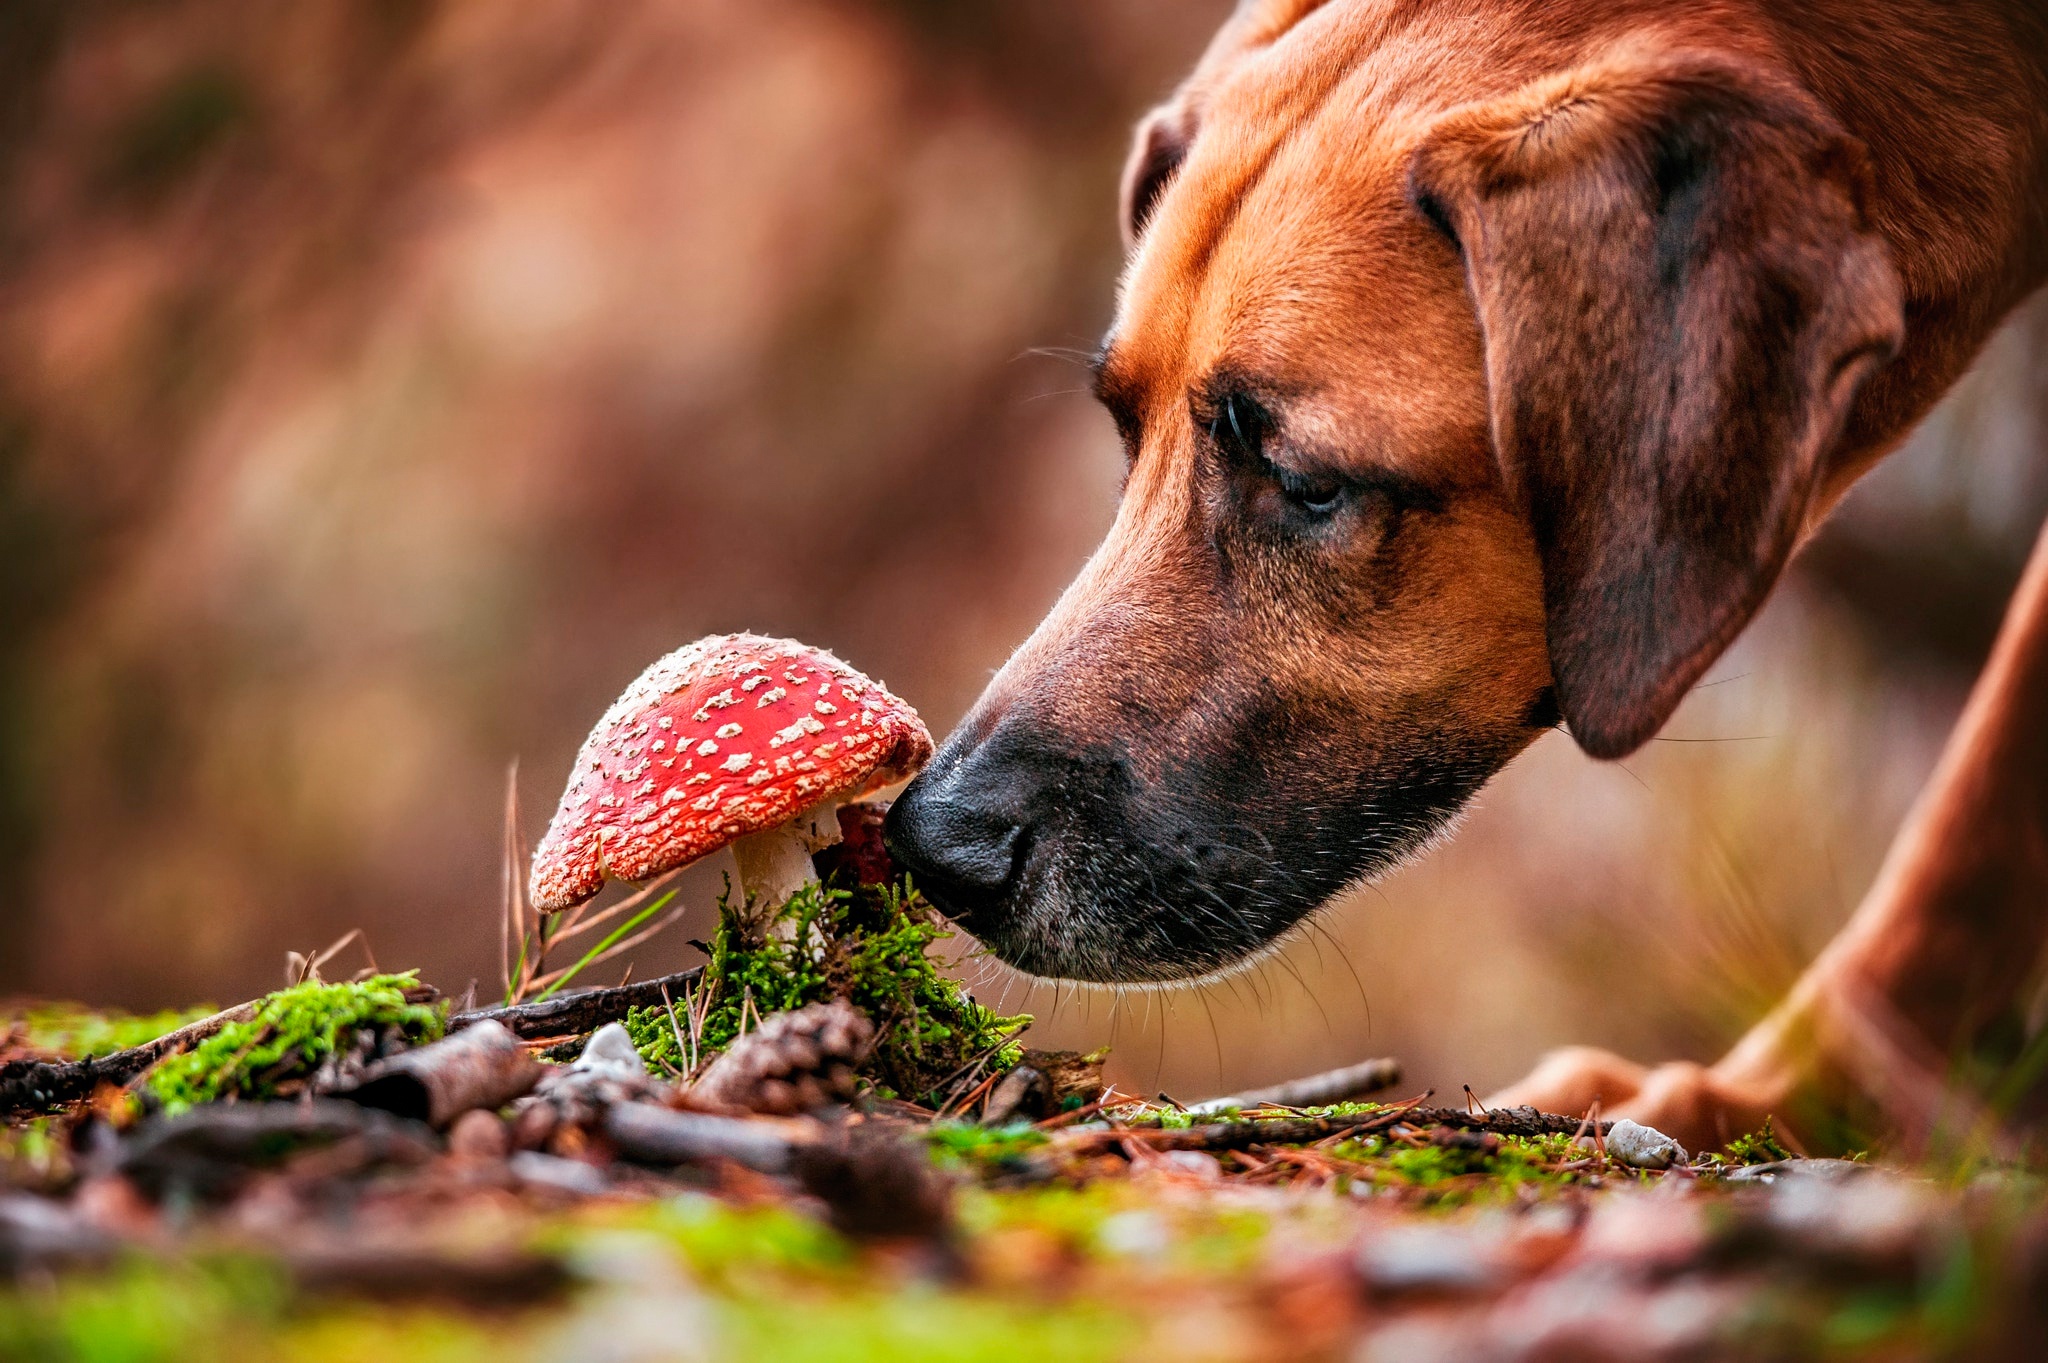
[1495,520,2048,1153]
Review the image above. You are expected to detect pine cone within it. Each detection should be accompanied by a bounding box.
[690,1001,873,1115]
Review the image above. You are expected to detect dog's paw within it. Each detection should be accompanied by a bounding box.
[1489,1046,1781,1154]
[1486,1045,1650,1114]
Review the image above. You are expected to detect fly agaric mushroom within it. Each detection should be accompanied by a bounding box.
[529,634,932,922]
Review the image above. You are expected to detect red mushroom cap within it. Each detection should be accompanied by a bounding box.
[529,634,932,912]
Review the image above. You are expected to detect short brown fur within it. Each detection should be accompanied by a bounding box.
[888,0,2048,1150]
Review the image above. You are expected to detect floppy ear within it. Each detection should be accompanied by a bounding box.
[1409,52,1904,758]
[1121,102,1195,248]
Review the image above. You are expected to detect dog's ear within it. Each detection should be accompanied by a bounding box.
[1409,52,1903,758]
[1122,102,1196,248]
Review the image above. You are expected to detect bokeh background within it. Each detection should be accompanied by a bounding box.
[3,0,2044,1102]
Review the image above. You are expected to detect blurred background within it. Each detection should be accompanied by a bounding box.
[3,0,2044,1101]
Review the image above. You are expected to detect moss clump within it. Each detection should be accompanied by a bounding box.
[145,974,444,1116]
[623,874,1028,1107]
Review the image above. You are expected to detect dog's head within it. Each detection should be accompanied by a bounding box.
[887,2,1903,982]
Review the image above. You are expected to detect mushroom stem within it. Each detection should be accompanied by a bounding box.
[729,800,843,930]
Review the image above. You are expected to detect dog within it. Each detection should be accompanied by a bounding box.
[886,0,2048,1152]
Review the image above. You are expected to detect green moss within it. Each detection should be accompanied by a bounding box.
[143,974,443,1116]
[568,1198,1140,1362]
[1324,1129,1598,1205]
[0,1255,286,1363]
[0,1253,528,1363]
[714,1281,1136,1363]
[623,874,1028,1107]
[923,1120,1049,1174]
[959,1182,1297,1278]
[5,1002,217,1060]
[1719,1118,1795,1167]
[614,1193,855,1279]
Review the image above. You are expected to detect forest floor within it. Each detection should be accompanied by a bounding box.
[4,874,2045,1363]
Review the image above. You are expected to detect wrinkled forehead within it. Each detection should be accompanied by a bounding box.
[1105,75,1490,476]
[1100,33,1485,461]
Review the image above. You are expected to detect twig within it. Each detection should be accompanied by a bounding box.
[1184,1057,1402,1115]
[659,983,691,1079]
[1033,1099,1109,1131]
[2,1001,260,1116]
[539,870,686,955]
[451,967,705,1041]
[528,891,682,1001]
[937,1069,1003,1122]
[285,929,369,989]
[1064,1103,1608,1156]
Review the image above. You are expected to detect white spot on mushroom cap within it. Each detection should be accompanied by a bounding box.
[720,753,752,773]
[696,740,718,757]
[757,687,787,707]
[715,722,743,739]
[770,716,826,747]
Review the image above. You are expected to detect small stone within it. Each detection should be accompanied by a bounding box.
[1599,1119,1686,1169]
[576,1022,650,1079]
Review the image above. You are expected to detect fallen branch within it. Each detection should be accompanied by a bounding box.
[1070,1103,1608,1155]
[114,1099,437,1201]
[4,979,446,1119]
[338,1020,543,1127]
[601,1101,807,1174]
[0,1001,260,1116]
[1185,1057,1402,1115]
[450,967,705,1041]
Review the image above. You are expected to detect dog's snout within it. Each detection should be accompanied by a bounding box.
[884,758,1028,930]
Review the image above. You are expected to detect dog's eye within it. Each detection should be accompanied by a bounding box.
[1279,473,1345,516]
[1207,391,1350,519]
[1207,392,1267,463]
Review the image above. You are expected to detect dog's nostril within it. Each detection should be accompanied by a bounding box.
[884,780,1027,917]
[944,820,1021,890]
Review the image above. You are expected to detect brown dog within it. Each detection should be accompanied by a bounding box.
[886,0,2048,1152]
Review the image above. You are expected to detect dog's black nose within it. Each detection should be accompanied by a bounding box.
[884,761,1026,931]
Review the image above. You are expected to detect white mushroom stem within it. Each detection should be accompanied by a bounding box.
[729,800,843,933]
